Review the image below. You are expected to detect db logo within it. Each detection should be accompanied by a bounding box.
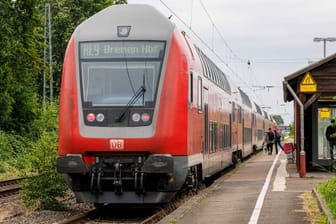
[109,139,124,150]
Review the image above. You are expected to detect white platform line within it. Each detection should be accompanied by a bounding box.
[273,158,288,192]
[248,152,281,224]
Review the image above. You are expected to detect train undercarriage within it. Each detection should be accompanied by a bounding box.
[57,154,198,204]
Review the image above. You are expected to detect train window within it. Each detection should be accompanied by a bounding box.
[257,129,264,141]
[79,41,165,107]
[209,121,218,153]
[238,106,242,124]
[252,114,256,126]
[243,127,252,144]
[197,77,202,112]
[219,124,224,150]
[189,72,193,107]
[224,124,231,148]
[219,123,231,149]
[232,102,236,122]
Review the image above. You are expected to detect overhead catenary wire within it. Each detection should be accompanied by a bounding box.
[159,0,265,105]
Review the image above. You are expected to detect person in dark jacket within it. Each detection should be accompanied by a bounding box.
[326,118,336,160]
[265,128,274,155]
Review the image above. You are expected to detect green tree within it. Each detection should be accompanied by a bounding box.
[272,114,284,125]
[289,122,294,137]
[43,0,127,97]
[0,0,44,133]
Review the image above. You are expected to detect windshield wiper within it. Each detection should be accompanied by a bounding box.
[115,86,146,122]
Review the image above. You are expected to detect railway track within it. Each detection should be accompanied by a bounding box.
[56,156,241,224]
[57,204,169,224]
[0,178,22,199]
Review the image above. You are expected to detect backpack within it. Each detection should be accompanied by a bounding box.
[268,131,274,141]
[274,129,281,139]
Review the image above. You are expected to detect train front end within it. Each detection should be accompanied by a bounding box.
[57,5,190,204]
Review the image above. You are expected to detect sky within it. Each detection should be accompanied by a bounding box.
[128,0,336,125]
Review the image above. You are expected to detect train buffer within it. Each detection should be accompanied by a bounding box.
[158,150,334,224]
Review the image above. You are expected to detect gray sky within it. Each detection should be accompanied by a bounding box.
[128,0,336,125]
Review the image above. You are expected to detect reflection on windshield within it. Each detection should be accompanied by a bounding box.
[79,41,165,108]
[81,62,159,106]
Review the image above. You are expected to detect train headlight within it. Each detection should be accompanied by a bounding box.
[87,113,96,122]
[132,113,141,122]
[141,113,150,122]
[96,113,105,122]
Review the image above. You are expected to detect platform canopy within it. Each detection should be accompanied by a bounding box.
[283,52,336,104]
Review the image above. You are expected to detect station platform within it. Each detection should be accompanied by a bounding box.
[158,150,334,224]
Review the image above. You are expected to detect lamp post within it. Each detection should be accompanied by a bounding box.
[313,37,336,58]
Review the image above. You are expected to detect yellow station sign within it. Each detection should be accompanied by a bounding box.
[320,108,330,118]
[300,72,317,92]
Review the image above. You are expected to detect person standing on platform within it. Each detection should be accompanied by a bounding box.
[265,128,274,155]
[273,125,284,155]
[326,118,336,160]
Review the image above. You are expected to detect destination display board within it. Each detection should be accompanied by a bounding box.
[80,41,165,59]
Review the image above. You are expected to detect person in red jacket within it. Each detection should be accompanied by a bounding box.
[273,125,284,155]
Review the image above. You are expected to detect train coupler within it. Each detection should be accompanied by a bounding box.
[113,161,123,194]
[90,163,104,194]
[134,170,145,194]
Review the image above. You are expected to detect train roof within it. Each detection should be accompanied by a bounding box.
[263,110,269,120]
[74,4,175,42]
[238,88,252,108]
[253,102,263,115]
[194,46,231,94]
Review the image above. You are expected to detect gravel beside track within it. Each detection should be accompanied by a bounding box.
[0,193,94,224]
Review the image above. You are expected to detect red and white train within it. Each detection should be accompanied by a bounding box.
[57,4,275,204]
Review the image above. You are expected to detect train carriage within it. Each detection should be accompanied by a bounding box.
[252,102,267,151]
[57,4,274,205]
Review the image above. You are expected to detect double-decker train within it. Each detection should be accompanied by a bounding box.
[57,4,275,204]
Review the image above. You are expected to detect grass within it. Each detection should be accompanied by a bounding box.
[301,192,328,224]
[317,178,336,220]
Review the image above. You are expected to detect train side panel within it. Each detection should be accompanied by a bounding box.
[57,4,275,205]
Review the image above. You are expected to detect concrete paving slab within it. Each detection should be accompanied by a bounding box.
[158,151,334,224]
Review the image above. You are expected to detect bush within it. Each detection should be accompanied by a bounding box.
[20,131,67,210]
[20,102,67,210]
[317,178,336,219]
[0,131,31,179]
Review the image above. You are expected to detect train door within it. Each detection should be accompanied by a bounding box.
[232,102,238,150]
[204,95,209,155]
[237,105,243,157]
[203,87,209,176]
[242,109,245,156]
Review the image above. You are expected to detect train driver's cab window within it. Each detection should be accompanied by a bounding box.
[79,41,165,107]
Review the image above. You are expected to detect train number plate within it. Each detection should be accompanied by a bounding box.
[109,139,124,150]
